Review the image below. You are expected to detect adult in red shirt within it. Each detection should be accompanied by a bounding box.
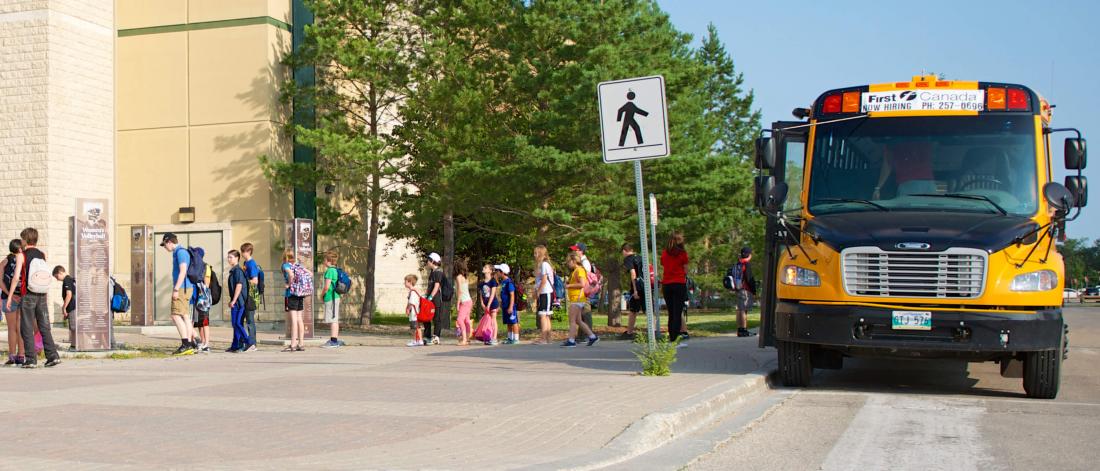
[661,231,690,344]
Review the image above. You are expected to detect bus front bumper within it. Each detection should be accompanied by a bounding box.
[775,301,1063,357]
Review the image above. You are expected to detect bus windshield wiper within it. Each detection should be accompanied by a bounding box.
[910,193,1008,216]
[815,198,889,211]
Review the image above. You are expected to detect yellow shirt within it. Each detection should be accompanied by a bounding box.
[567,267,588,303]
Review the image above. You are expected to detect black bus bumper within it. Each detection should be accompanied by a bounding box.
[775,301,1064,360]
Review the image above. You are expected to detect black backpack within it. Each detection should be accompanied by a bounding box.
[2,255,15,294]
[208,269,222,306]
[440,272,454,301]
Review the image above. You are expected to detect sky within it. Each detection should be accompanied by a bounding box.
[656,0,1100,241]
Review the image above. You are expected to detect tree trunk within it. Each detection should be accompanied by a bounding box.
[606,255,622,326]
[359,174,381,326]
[443,208,454,282]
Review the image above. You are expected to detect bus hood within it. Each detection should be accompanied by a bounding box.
[805,212,1039,254]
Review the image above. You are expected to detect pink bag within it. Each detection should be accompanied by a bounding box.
[35,331,43,352]
[473,312,497,342]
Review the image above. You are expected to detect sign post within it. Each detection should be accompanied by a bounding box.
[73,198,112,351]
[286,218,316,339]
[599,75,669,351]
[130,226,154,326]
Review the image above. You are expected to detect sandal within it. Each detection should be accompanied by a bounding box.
[281,346,295,352]
[294,346,305,352]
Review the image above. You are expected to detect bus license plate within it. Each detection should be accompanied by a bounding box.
[892,311,932,330]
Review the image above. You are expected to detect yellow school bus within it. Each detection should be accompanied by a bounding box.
[753,75,1088,398]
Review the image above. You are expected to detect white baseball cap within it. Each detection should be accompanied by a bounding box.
[428,252,441,263]
[494,263,511,275]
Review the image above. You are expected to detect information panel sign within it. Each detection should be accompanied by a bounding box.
[74,198,112,350]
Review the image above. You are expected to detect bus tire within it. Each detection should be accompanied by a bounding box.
[778,340,812,387]
[1023,349,1061,399]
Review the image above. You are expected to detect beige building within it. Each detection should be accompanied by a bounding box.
[0,0,418,327]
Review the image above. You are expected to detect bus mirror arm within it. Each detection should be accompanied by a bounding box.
[776,213,818,265]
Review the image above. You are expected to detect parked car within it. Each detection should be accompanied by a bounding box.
[1064,288,1080,300]
[1085,287,1100,297]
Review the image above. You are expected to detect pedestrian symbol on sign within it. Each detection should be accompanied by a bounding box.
[617,90,649,147]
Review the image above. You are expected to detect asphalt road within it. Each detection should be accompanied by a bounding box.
[688,304,1100,471]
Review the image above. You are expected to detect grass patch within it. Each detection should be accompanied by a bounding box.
[351,308,760,339]
[633,334,679,376]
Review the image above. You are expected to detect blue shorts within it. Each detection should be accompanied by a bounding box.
[503,309,519,325]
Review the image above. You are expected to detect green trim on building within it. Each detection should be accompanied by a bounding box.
[117,16,291,37]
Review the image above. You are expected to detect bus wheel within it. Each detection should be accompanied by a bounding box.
[778,340,812,387]
[1023,349,1062,399]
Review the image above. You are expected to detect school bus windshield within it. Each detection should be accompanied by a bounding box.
[806,115,1039,217]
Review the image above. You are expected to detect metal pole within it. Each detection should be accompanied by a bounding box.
[649,193,661,338]
[634,162,657,351]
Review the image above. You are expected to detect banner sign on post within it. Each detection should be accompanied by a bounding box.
[74,198,112,351]
[130,226,154,326]
[286,218,316,339]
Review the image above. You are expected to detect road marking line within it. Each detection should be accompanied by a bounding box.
[819,394,998,471]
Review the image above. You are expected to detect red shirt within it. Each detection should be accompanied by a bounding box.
[661,248,689,284]
[887,142,933,185]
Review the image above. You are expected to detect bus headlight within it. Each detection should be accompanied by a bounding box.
[1010,270,1058,292]
[782,265,820,287]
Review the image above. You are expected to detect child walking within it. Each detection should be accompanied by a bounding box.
[562,251,598,348]
[454,259,473,346]
[405,274,424,347]
[496,264,520,344]
[226,250,250,353]
[3,240,24,366]
[473,264,499,345]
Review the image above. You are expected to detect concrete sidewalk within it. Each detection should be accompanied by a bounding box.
[2,334,774,470]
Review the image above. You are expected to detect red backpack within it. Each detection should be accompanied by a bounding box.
[415,291,436,323]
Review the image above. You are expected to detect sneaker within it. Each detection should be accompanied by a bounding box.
[737,328,757,338]
[173,345,196,356]
[225,347,240,353]
[560,340,578,348]
[45,359,61,368]
[337,339,347,347]
[321,340,339,349]
[14,356,25,366]
[430,336,440,346]
[201,345,211,353]
[586,336,600,347]
[245,345,257,352]
[21,362,36,369]
[406,340,421,347]
[3,358,13,367]
[620,331,636,340]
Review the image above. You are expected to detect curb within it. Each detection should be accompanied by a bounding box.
[529,366,776,471]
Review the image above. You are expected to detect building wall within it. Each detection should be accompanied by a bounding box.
[114,0,292,323]
[0,0,114,321]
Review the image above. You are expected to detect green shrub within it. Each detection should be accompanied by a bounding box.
[633,334,679,376]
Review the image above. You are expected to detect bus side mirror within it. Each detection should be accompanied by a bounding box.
[754,175,775,210]
[1043,182,1076,213]
[764,182,789,213]
[755,137,775,170]
[1066,138,1087,170]
[1065,176,1088,208]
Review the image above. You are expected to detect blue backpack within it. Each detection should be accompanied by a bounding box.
[552,274,566,302]
[334,267,352,295]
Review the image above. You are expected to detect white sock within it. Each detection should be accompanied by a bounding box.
[589,334,597,340]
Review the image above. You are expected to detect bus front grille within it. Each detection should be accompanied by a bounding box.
[842,248,986,298]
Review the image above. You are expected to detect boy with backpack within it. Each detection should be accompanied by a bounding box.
[53,266,76,350]
[404,274,426,347]
[9,228,60,367]
[161,233,198,356]
[240,243,262,351]
[318,250,343,348]
[191,248,213,353]
[724,247,757,338]
[423,252,452,346]
[495,264,519,345]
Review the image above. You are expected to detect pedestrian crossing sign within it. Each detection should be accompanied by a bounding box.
[598,75,670,163]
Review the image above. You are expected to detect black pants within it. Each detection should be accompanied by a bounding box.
[663,283,688,342]
[20,293,59,364]
[425,299,452,338]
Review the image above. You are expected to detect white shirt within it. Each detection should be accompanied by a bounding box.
[407,291,420,321]
[581,255,592,275]
[538,261,554,295]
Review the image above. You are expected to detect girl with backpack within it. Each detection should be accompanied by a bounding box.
[453,259,474,346]
[473,264,499,345]
[3,239,25,366]
[533,245,555,345]
[282,251,305,352]
[561,251,598,348]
